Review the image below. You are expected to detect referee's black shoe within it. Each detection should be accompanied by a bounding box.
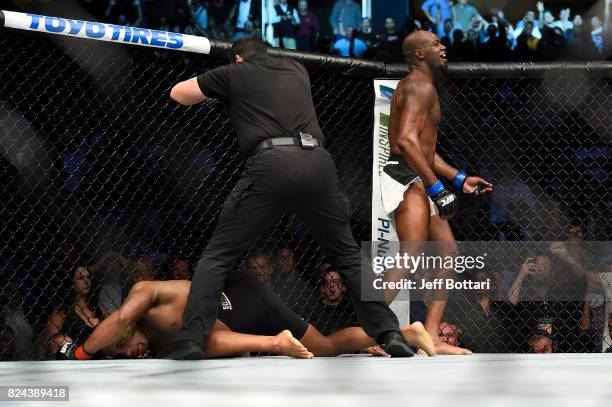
[379,331,415,357]
[159,339,202,360]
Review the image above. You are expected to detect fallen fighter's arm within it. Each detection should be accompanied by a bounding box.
[57,282,155,360]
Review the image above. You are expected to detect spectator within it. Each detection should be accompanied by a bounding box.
[448,28,466,61]
[537,26,567,61]
[296,0,319,52]
[356,17,376,58]
[508,256,555,304]
[463,29,480,61]
[528,329,555,353]
[451,0,482,34]
[375,17,403,63]
[514,11,542,42]
[38,266,103,357]
[271,0,300,49]
[121,256,157,300]
[439,18,455,47]
[1,279,34,359]
[566,17,598,60]
[233,20,256,40]
[553,8,573,35]
[247,253,274,288]
[446,270,516,353]
[271,247,312,311]
[91,249,128,317]
[167,258,191,280]
[131,257,157,283]
[206,0,233,29]
[591,16,604,54]
[305,264,357,335]
[105,0,143,26]
[230,0,261,38]
[333,26,367,58]
[481,23,511,61]
[537,2,555,29]
[329,0,361,38]
[189,0,208,35]
[421,0,452,36]
[573,14,583,31]
[489,9,515,46]
[438,322,461,347]
[0,323,15,361]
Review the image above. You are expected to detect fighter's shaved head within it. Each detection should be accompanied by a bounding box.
[402,30,436,64]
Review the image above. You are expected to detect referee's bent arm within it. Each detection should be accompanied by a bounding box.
[170,77,209,106]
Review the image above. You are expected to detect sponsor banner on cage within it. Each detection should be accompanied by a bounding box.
[372,79,412,322]
[1,11,211,54]
[360,240,612,302]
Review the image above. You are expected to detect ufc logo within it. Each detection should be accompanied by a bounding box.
[441,195,455,206]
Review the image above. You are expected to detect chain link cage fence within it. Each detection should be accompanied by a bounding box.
[0,22,611,360]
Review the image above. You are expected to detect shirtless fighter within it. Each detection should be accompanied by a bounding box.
[57,272,434,359]
[381,30,493,355]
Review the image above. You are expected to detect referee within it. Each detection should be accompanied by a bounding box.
[164,37,412,358]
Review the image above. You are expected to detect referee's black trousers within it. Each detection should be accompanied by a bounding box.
[178,146,400,346]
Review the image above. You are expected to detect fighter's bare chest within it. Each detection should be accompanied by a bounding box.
[429,100,441,127]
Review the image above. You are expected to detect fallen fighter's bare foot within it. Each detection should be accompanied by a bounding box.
[361,346,389,357]
[434,341,472,355]
[400,322,436,356]
[274,330,313,359]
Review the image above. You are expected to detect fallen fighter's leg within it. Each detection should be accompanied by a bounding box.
[203,321,313,359]
[299,321,435,357]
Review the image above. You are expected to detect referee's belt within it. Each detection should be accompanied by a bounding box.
[253,134,322,154]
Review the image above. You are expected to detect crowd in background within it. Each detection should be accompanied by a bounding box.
[69,0,612,61]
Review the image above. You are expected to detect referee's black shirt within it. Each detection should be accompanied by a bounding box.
[197,51,325,157]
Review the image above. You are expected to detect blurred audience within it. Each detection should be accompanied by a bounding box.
[296,0,319,52]
[329,0,361,38]
[272,0,300,49]
[333,26,367,58]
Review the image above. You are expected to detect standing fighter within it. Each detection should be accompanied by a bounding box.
[164,37,413,359]
[382,30,493,354]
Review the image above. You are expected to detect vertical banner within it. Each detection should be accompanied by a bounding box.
[372,79,411,325]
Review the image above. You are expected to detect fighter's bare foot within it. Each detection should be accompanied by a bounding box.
[400,322,436,356]
[274,330,313,359]
[361,346,389,357]
[434,341,472,355]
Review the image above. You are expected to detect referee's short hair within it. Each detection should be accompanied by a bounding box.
[228,37,269,62]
